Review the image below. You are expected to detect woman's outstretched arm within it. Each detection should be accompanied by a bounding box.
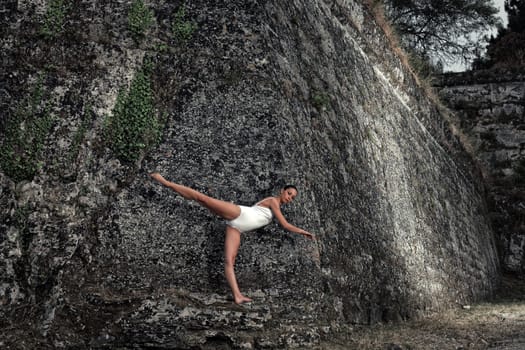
[269,198,315,240]
[150,172,171,187]
[150,173,178,191]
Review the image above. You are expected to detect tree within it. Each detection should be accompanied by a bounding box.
[505,0,525,33]
[384,0,501,66]
[473,0,525,69]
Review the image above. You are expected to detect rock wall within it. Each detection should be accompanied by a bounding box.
[1,0,499,348]
[437,68,525,274]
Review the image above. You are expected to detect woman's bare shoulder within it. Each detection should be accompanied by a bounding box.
[257,196,278,208]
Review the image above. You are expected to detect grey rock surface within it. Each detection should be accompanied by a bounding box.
[1,0,499,348]
[438,68,525,274]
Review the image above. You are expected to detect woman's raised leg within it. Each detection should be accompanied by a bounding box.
[150,173,240,220]
[224,226,252,304]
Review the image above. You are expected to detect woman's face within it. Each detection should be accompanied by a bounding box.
[280,187,298,204]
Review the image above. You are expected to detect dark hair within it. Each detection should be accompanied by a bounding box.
[283,184,298,192]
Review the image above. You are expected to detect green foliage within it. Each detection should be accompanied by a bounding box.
[40,0,69,39]
[311,93,331,111]
[506,0,525,33]
[384,0,500,65]
[13,205,31,231]
[406,50,442,83]
[104,62,161,163]
[128,0,154,41]
[0,75,54,182]
[473,1,525,69]
[155,43,170,53]
[483,32,525,68]
[172,5,197,42]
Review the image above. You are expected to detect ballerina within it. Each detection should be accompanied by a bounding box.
[149,173,315,304]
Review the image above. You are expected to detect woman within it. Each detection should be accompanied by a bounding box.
[149,173,315,304]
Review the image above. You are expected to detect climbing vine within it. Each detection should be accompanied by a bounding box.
[311,92,331,112]
[0,75,54,182]
[128,0,154,41]
[40,0,70,39]
[103,61,161,163]
[172,5,197,43]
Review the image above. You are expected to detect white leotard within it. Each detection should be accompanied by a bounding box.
[226,203,273,233]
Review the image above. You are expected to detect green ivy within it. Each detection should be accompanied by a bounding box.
[155,43,169,53]
[311,92,331,111]
[128,0,154,41]
[172,5,197,42]
[0,75,54,182]
[40,0,69,39]
[104,61,161,163]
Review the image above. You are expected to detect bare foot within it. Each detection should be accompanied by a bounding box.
[234,295,253,304]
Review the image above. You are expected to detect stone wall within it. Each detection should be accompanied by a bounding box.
[1,0,499,348]
[437,68,525,274]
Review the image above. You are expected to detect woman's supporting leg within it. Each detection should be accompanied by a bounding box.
[150,173,241,220]
[224,226,252,304]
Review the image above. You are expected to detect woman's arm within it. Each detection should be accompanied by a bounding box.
[150,173,177,191]
[269,198,315,240]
